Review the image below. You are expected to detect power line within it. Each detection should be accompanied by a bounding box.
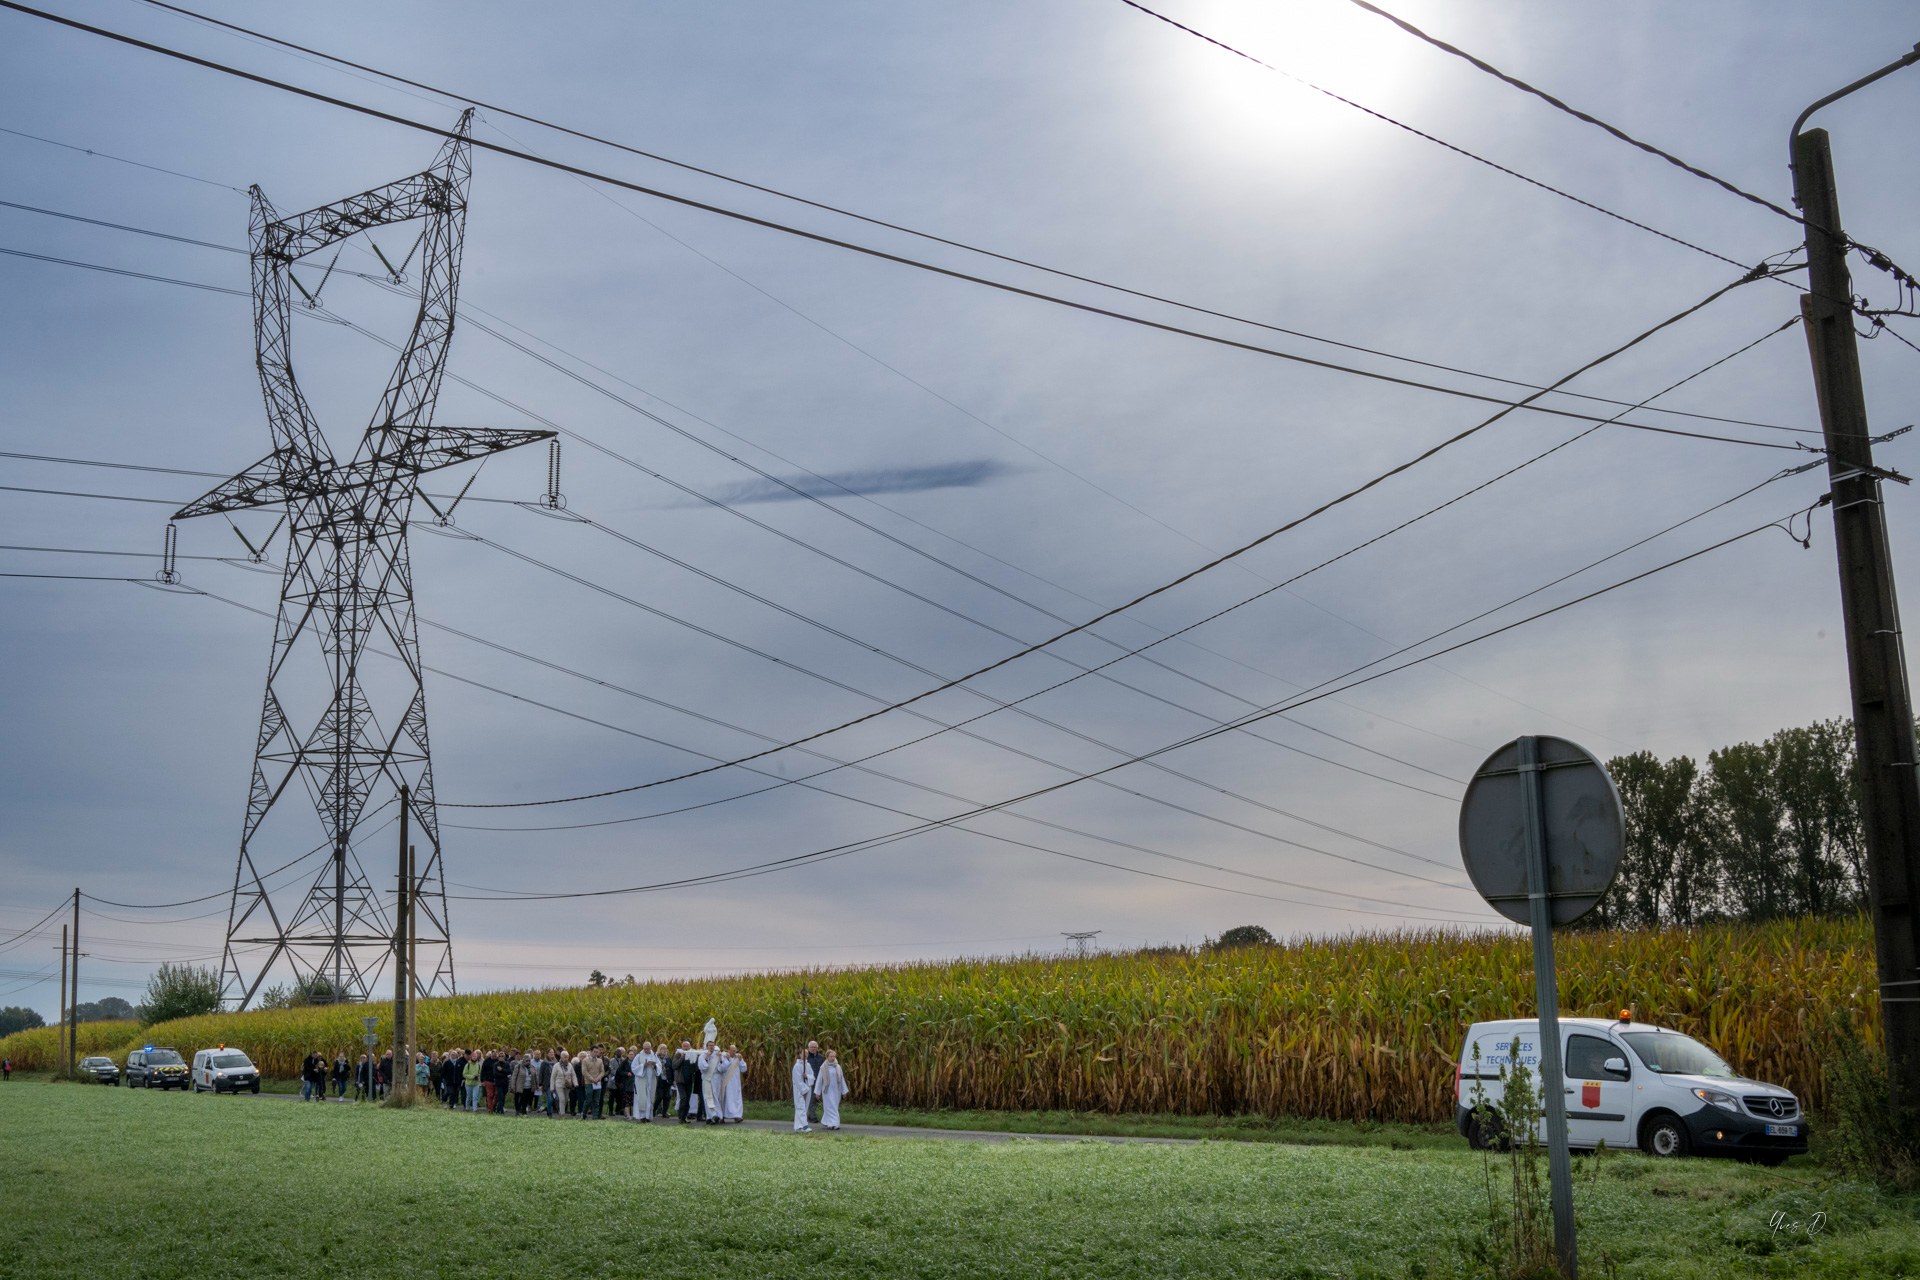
[441,267,1777,810]
[127,0,1830,386]
[1118,0,1763,273]
[1338,0,1804,225]
[0,2,1805,412]
[163,580,1478,919]
[0,244,247,295]
[443,506,1810,902]
[0,123,244,192]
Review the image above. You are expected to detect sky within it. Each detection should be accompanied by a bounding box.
[3,0,1918,1017]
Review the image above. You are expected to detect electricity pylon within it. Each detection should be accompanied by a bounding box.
[175,112,551,1009]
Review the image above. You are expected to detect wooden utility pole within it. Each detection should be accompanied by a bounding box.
[393,784,411,1100]
[68,889,79,1078]
[57,924,67,1078]
[407,839,420,1070]
[1792,112,1920,1114]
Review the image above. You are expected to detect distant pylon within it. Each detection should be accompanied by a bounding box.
[175,112,552,1009]
[1062,930,1101,959]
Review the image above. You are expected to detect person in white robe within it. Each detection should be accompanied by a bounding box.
[790,1048,815,1132]
[699,1041,724,1124]
[633,1041,662,1121]
[816,1049,850,1130]
[722,1043,747,1122]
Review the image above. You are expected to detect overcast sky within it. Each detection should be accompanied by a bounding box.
[4,0,1917,1017]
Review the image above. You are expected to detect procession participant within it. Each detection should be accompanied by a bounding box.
[698,1041,724,1124]
[549,1050,575,1117]
[654,1039,674,1118]
[805,1040,826,1124]
[790,1047,815,1133]
[816,1049,850,1131]
[611,1047,633,1120]
[376,1049,393,1102]
[722,1043,747,1123]
[461,1050,483,1112]
[578,1045,607,1119]
[355,1053,374,1103]
[533,1050,550,1115]
[331,1051,350,1099]
[300,1051,322,1102]
[674,1041,700,1123]
[633,1042,661,1121]
[440,1049,464,1107]
[415,1051,432,1094]
[511,1051,536,1116]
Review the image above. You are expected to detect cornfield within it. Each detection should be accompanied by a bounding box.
[0,918,1875,1123]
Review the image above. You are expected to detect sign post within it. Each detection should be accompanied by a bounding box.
[1460,735,1624,1280]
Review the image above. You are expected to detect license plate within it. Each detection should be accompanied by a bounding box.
[1765,1123,1799,1137]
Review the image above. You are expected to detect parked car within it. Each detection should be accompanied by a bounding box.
[1454,1013,1807,1165]
[78,1055,119,1084]
[123,1046,190,1090]
[191,1046,261,1094]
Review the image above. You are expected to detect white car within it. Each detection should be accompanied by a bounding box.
[1454,1014,1806,1165]
[192,1047,262,1094]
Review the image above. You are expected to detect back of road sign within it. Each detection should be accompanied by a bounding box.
[1459,736,1623,926]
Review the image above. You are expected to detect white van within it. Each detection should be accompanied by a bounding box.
[191,1046,262,1094]
[1454,1014,1806,1165]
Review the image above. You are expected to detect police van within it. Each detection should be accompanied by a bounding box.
[1454,1013,1806,1165]
[191,1046,262,1094]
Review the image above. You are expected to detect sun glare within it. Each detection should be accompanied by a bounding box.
[1160,0,1430,161]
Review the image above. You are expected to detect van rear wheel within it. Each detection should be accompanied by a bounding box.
[1642,1113,1690,1158]
[1466,1113,1508,1152]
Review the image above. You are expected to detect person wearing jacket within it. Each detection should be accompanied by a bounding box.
[355,1053,374,1102]
[549,1050,576,1117]
[537,1051,554,1116]
[375,1050,393,1101]
[461,1051,483,1112]
[331,1052,349,1099]
[510,1051,536,1115]
[440,1049,464,1107]
[415,1052,432,1092]
[674,1041,700,1123]
[611,1048,634,1120]
[577,1046,607,1119]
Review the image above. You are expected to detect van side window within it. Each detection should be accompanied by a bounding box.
[1566,1034,1627,1080]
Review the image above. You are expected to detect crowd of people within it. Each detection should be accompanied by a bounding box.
[295,1034,853,1130]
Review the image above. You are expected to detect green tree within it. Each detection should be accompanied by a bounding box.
[1771,719,1864,912]
[0,1006,46,1037]
[1705,740,1787,920]
[1594,751,1707,928]
[73,997,136,1023]
[1207,925,1276,950]
[140,963,223,1026]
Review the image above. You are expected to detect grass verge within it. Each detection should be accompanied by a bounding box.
[3,1082,1916,1278]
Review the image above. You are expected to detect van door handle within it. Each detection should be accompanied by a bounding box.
[1564,1088,1576,1094]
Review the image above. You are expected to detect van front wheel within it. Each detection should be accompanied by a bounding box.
[1642,1113,1690,1158]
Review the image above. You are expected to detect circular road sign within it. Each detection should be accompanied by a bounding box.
[1459,735,1624,926]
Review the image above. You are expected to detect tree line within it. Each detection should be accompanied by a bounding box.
[1584,717,1879,929]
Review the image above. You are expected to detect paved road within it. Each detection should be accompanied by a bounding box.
[242,1089,1195,1144]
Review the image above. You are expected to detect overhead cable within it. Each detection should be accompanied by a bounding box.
[442,508,1815,902]
[0,3,1804,405]
[442,266,1778,810]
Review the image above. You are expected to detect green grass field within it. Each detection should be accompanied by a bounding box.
[2,1085,1916,1278]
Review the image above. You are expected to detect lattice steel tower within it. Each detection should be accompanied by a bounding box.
[175,113,551,1009]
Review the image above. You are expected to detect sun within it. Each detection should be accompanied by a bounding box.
[1150,0,1432,162]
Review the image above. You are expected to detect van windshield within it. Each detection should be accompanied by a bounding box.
[147,1050,183,1065]
[1620,1031,1735,1079]
[209,1053,252,1069]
